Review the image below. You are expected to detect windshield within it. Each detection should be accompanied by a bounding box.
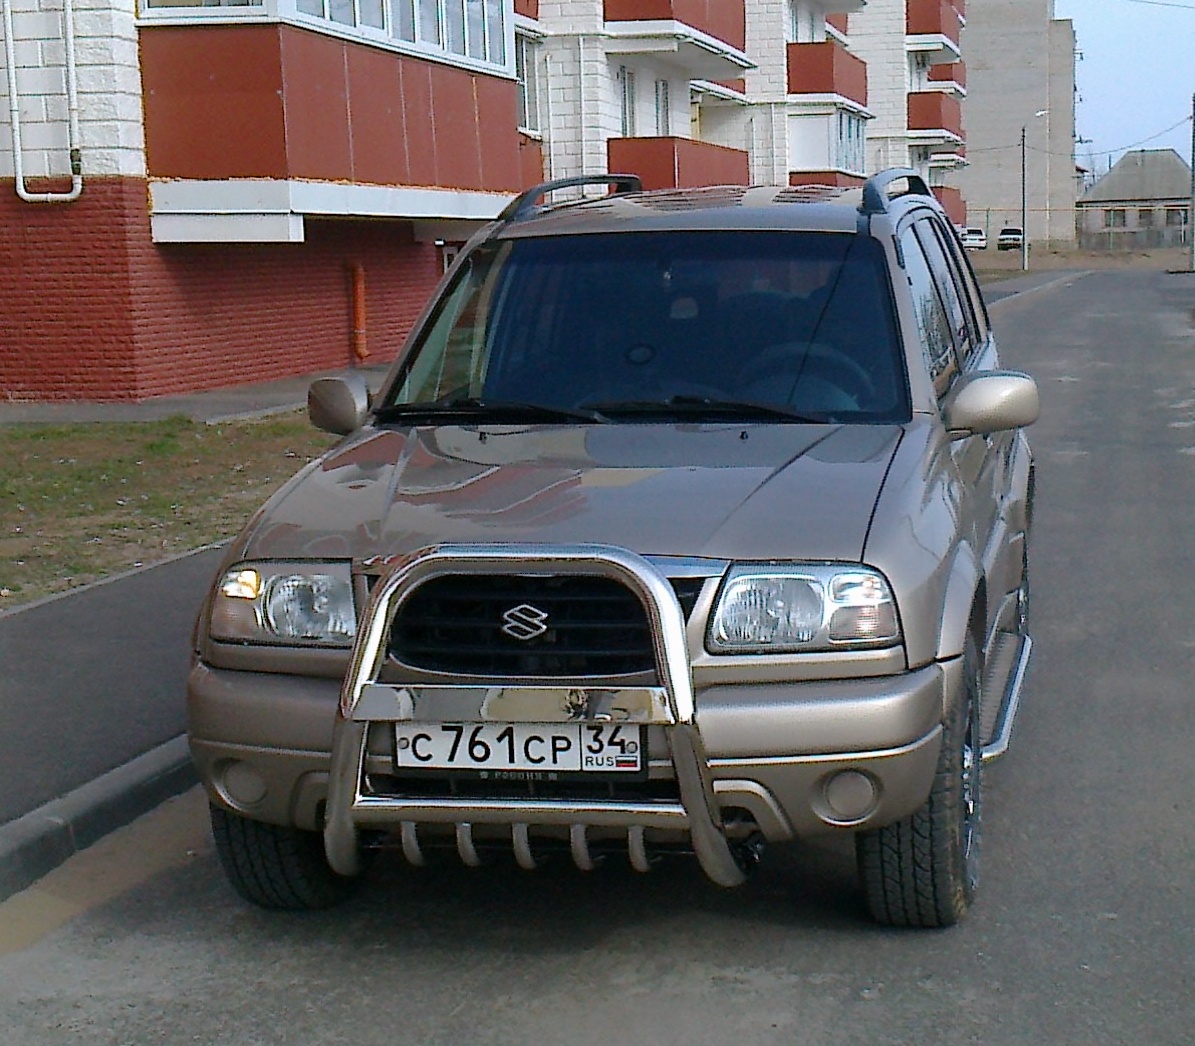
[382,230,909,424]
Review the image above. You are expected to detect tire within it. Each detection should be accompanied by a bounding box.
[210,803,361,911]
[856,633,983,928]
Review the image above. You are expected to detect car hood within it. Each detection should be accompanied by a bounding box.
[240,423,902,565]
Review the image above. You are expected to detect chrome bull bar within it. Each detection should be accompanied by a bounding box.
[323,543,747,887]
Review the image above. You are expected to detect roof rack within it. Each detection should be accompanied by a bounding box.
[860,168,934,215]
[497,173,643,225]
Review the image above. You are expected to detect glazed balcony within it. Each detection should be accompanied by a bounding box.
[787,40,867,108]
[906,0,962,64]
[606,136,749,191]
[908,90,963,144]
[604,0,746,53]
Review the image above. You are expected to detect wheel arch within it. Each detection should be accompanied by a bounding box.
[937,543,985,662]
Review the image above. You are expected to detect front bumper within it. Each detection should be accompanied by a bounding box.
[190,553,953,890]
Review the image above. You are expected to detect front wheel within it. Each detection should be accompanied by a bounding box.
[210,804,362,910]
[855,634,983,928]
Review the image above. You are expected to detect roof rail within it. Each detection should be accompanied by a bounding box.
[498,173,643,225]
[860,168,934,215]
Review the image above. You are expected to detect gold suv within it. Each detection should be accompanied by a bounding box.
[189,171,1039,927]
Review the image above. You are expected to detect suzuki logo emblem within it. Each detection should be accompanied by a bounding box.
[501,604,549,641]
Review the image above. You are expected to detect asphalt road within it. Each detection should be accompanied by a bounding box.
[2,268,1195,1044]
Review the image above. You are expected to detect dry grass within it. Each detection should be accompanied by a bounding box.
[0,413,337,608]
[973,245,1192,275]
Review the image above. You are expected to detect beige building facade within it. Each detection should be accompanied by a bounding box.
[948,0,1076,246]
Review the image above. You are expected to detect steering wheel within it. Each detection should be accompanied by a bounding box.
[736,342,875,408]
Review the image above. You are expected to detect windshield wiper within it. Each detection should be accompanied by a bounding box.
[374,398,606,424]
[578,396,829,423]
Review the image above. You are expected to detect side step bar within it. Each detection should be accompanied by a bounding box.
[981,633,1032,763]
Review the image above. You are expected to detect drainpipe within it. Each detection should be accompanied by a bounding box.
[349,264,369,362]
[3,0,83,203]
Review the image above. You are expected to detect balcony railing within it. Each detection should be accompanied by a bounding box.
[603,0,745,52]
[906,0,961,47]
[606,136,749,191]
[932,185,965,226]
[908,91,963,141]
[786,40,867,107]
[928,62,966,90]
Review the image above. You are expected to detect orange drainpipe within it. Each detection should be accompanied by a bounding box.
[350,263,369,361]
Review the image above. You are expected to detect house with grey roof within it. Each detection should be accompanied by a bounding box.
[1077,148,1192,250]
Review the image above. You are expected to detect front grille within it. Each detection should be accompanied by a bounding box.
[389,574,657,677]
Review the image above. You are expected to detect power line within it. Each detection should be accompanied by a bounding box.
[1111,0,1195,10]
[965,114,1194,160]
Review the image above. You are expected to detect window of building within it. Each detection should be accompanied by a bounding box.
[655,80,671,137]
[1165,207,1189,227]
[786,1,818,43]
[618,66,637,138]
[1138,208,1155,228]
[515,34,540,133]
[833,111,866,176]
[148,0,507,71]
[1104,209,1127,229]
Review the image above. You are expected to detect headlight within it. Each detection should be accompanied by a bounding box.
[208,561,356,646]
[707,564,900,653]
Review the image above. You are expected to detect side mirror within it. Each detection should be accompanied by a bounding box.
[944,371,1039,439]
[308,375,371,435]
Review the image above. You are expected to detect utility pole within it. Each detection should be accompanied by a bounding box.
[1021,125,1029,271]
[1189,92,1194,272]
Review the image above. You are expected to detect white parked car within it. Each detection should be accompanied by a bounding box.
[961,227,987,250]
[997,227,1024,251]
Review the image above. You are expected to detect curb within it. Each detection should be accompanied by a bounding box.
[0,736,197,903]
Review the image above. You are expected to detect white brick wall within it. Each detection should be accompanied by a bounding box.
[846,0,912,172]
[0,0,145,180]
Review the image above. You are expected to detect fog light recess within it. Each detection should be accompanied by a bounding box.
[218,760,268,810]
[819,770,878,825]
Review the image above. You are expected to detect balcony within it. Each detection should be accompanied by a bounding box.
[606,136,749,191]
[906,0,962,65]
[514,0,538,16]
[602,0,751,80]
[787,41,867,108]
[928,62,966,94]
[141,24,521,242]
[908,90,963,146]
[604,0,745,51]
[932,186,965,226]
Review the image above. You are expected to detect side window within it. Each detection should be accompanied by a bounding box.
[912,218,974,366]
[948,228,991,346]
[929,219,990,353]
[899,225,958,397]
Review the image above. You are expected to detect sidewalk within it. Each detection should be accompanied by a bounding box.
[0,362,395,901]
[0,363,392,426]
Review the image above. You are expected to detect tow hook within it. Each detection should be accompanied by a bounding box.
[732,832,766,875]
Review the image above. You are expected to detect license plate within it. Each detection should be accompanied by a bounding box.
[394,722,643,774]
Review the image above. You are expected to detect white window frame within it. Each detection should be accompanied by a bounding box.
[618,65,637,138]
[515,32,540,134]
[655,79,671,137]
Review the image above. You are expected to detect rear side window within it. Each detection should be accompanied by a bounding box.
[388,231,911,423]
